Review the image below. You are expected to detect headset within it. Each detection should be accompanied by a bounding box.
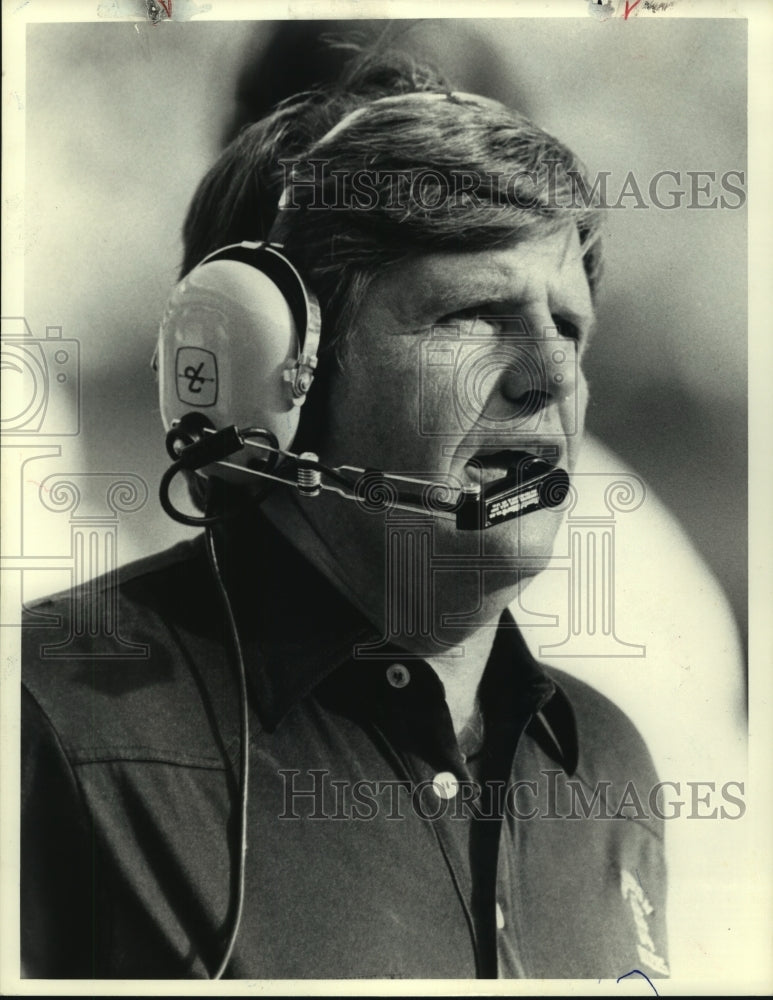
[153,90,571,977]
[156,89,570,532]
[155,243,568,530]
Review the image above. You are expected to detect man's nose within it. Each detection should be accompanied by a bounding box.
[498,330,577,415]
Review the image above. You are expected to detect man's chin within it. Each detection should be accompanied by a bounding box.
[492,505,564,561]
[430,505,564,603]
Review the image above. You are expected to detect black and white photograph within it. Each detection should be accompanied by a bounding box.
[1,1,770,993]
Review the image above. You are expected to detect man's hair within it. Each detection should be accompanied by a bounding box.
[180,48,603,365]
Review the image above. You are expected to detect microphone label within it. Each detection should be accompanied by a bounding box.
[488,485,540,523]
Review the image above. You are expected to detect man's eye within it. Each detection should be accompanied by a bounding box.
[438,308,501,330]
[440,307,484,323]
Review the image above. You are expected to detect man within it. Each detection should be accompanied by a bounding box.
[21,51,668,979]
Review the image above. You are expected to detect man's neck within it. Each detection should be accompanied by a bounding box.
[259,488,379,621]
[425,628,498,735]
[260,489,505,737]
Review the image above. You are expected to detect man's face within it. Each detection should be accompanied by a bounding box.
[299,225,595,617]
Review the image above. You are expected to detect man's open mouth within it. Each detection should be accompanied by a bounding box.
[464,449,553,488]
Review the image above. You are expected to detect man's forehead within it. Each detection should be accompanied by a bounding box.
[381,228,594,321]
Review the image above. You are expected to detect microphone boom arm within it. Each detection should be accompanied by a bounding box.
[162,418,569,530]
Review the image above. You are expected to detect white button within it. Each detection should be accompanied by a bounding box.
[386,663,410,688]
[432,771,459,799]
[496,902,505,930]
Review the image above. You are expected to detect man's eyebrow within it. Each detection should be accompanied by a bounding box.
[423,278,520,316]
[432,292,596,336]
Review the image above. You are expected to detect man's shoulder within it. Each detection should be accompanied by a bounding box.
[25,535,208,618]
[22,537,229,766]
[544,665,660,789]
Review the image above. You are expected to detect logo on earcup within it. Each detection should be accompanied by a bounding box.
[176,346,218,406]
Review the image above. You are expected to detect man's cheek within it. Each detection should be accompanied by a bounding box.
[576,376,590,431]
[412,370,457,439]
[563,377,588,468]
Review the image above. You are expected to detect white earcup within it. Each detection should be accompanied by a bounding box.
[156,243,320,478]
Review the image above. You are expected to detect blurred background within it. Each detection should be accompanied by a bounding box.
[7,15,754,981]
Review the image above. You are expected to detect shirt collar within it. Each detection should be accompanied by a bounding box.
[477,609,579,775]
[205,511,578,773]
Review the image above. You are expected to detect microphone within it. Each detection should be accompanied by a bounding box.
[161,414,570,530]
[455,459,569,529]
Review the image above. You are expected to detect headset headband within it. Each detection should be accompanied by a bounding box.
[275,89,506,212]
[199,241,318,353]
[157,89,507,472]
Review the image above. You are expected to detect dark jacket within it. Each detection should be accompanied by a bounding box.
[21,517,668,979]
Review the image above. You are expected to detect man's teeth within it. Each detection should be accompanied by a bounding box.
[465,450,539,485]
